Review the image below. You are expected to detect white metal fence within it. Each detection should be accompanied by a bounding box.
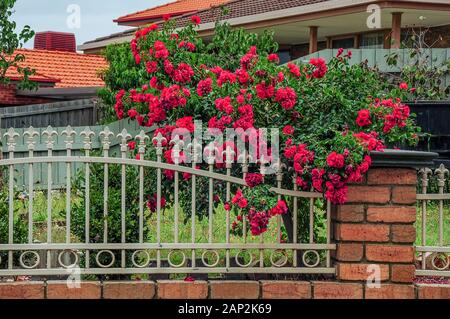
[417,165,450,277]
[0,126,335,276]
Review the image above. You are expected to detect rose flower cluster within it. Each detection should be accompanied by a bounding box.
[113,17,419,237]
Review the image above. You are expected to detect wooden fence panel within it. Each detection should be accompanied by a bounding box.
[1,119,154,189]
[0,99,98,129]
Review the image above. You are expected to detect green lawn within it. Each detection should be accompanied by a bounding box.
[14,191,289,270]
[415,202,450,247]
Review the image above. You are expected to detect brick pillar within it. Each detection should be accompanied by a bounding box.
[332,167,418,298]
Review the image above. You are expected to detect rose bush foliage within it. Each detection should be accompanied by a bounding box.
[102,18,419,237]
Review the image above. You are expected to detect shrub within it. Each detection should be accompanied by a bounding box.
[0,187,28,267]
[81,18,419,244]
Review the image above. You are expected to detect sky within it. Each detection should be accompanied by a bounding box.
[12,0,171,48]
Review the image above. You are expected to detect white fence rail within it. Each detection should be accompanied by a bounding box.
[0,126,335,276]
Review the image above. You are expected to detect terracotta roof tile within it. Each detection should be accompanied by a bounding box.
[5,49,108,88]
[115,0,231,23]
[172,0,329,27]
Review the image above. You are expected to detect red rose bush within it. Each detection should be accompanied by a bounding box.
[107,19,419,237]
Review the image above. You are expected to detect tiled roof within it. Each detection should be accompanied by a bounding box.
[5,48,108,88]
[115,0,231,24]
[173,0,329,27]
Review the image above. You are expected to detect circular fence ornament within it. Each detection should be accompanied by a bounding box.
[58,250,79,269]
[431,252,450,271]
[302,250,321,268]
[168,250,186,268]
[270,249,288,268]
[235,250,253,268]
[19,251,40,269]
[96,250,116,268]
[201,250,220,268]
[131,250,151,268]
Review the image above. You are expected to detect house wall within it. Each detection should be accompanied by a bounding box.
[0,84,54,107]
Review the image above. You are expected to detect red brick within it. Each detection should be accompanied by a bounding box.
[332,205,365,222]
[365,284,415,299]
[347,186,390,203]
[260,281,311,299]
[210,281,259,299]
[366,245,414,263]
[103,281,155,299]
[392,186,416,204]
[313,282,363,299]
[335,243,364,261]
[391,264,415,283]
[0,282,45,299]
[367,168,416,185]
[335,224,390,242]
[46,281,101,299]
[0,84,54,106]
[157,281,208,299]
[392,225,416,243]
[417,284,450,299]
[367,206,416,223]
[337,263,389,281]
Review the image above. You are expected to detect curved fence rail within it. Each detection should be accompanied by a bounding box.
[0,126,335,276]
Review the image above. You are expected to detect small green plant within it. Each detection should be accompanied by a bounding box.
[0,0,37,90]
[0,187,28,267]
[385,27,450,101]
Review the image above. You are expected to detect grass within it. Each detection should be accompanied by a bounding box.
[16,191,450,278]
[13,191,295,272]
[415,201,450,247]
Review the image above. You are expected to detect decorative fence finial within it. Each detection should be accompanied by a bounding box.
[205,143,217,166]
[42,126,58,150]
[23,127,39,152]
[419,167,433,189]
[152,133,167,157]
[3,128,20,152]
[188,138,202,164]
[170,135,185,165]
[62,126,76,150]
[80,127,95,151]
[117,129,132,153]
[99,127,114,151]
[435,164,449,187]
[222,145,236,168]
[136,130,150,159]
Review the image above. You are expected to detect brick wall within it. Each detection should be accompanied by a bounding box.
[0,280,448,299]
[333,167,419,298]
[0,84,54,106]
[0,165,448,299]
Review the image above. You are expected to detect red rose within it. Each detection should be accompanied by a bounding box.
[197,78,213,97]
[128,141,136,150]
[191,15,201,25]
[326,151,345,168]
[399,82,408,90]
[356,109,372,127]
[127,108,138,119]
[238,198,248,209]
[268,53,280,64]
[245,173,264,188]
[282,125,294,135]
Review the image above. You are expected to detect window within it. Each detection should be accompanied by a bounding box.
[360,32,384,49]
[277,50,291,64]
[332,37,354,49]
